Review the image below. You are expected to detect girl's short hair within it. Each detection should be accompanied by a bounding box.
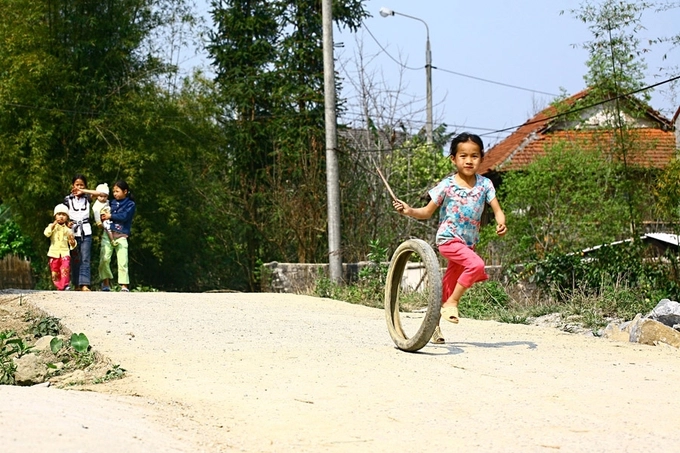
[449,133,484,158]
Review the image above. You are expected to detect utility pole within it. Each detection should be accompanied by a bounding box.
[322,0,343,283]
[380,7,433,144]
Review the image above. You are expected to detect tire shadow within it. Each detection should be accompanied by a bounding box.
[414,340,537,355]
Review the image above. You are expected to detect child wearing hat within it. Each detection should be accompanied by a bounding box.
[91,183,117,247]
[44,204,77,290]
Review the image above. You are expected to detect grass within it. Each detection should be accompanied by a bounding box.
[308,276,657,335]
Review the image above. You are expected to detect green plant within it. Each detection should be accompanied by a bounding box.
[51,332,90,354]
[70,333,90,354]
[93,364,126,384]
[1,330,34,384]
[0,219,35,260]
[1,330,20,384]
[497,310,529,325]
[30,316,61,338]
[358,239,389,283]
[50,337,63,354]
[460,281,511,320]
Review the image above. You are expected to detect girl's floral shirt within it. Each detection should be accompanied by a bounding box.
[428,174,496,247]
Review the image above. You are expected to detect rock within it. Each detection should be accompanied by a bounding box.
[647,299,680,330]
[66,369,87,385]
[629,318,680,349]
[602,322,630,343]
[33,335,55,352]
[620,313,642,334]
[14,353,48,386]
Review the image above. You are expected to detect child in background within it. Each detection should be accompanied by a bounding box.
[392,132,507,344]
[44,204,77,290]
[99,180,136,292]
[64,174,106,291]
[91,183,117,246]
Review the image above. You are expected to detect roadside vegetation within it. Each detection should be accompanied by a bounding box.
[309,235,678,335]
[0,295,124,387]
[0,0,678,299]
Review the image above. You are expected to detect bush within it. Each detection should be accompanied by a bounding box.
[527,240,680,302]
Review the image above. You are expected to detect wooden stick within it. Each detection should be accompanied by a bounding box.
[374,164,398,202]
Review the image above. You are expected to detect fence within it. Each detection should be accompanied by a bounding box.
[0,255,34,289]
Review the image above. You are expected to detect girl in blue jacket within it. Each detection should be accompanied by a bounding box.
[99,180,136,292]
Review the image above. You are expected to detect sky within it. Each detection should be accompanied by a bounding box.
[190,1,680,148]
[333,0,680,147]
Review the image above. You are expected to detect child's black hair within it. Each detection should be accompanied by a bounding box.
[449,132,485,158]
[114,180,135,201]
[72,174,88,187]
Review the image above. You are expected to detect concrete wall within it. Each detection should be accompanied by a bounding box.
[262,261,504,294]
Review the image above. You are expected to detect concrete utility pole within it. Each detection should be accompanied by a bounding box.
[321,0,343,283]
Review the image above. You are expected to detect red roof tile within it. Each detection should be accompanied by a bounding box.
[480,90,678,174]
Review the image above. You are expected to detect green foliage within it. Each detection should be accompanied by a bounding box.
[30,316,61,338]
[314,239,388,308]
[654,158,680,229]
[48,332,93,370]
[526,240,679,303]
[357,239,389,282]
[93,364,126,384]
[459,281,511,320]
[0,0,238,292]
[1,330,20,385]
[493,142,630,263]
[69,333,90,354]
[561,283,646,330]
[206,0,368,289]
[571,0,651,104]
[0,218,35,261]
[50,337,63,355]
[1,329,34,385]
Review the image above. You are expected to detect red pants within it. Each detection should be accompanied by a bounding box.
[48,256,71,290]
[439,239,488,303]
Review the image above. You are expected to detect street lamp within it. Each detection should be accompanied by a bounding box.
[380,7,433,145]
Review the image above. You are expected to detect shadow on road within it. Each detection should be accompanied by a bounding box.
[449,340,537,350]
[410,340,537,355]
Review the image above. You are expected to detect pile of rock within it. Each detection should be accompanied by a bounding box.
[603,299,680,349]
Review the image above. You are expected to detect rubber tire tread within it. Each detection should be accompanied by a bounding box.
[384,239,442,352]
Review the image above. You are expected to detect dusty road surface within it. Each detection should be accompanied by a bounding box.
[2,290,680,452]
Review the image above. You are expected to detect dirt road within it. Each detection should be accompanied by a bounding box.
[3,290,680,452]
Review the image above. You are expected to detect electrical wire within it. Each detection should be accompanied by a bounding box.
[361,22,561,97]
[432,66,560,97]
[4,75,678,143]
[361,23,422,71]
[478,74,680,137]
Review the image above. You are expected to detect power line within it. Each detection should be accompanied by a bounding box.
[361,22,561,97]
[479,74,680,137]
[432,66,560,97]
[361,23,421,71]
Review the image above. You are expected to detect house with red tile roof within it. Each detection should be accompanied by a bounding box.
[479,90,680,183]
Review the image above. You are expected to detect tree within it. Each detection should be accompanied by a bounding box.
[0,0,231,290]
[207,0,366,288]
[569,0,660,235]
[491,142,630,264]
[335,32,452,260]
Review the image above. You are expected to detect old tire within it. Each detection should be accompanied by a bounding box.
[384,238,442,352]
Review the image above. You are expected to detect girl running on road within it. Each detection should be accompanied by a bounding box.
[392,132,507,344]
